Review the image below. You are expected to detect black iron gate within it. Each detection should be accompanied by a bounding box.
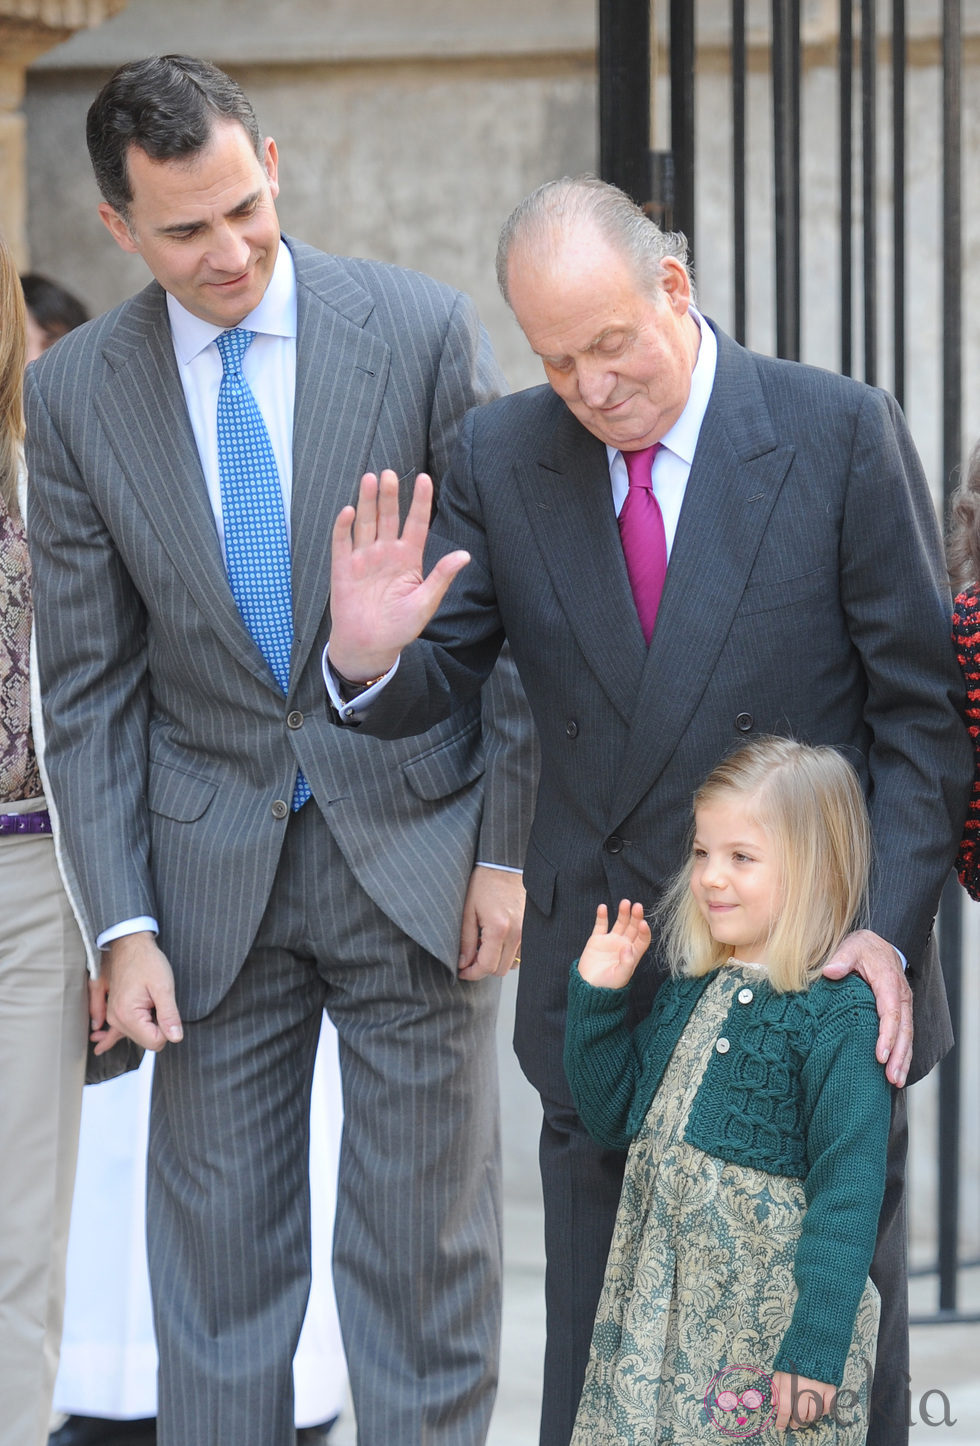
[598,0,974,1326]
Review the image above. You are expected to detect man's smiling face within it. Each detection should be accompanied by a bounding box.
[98,117,281,328]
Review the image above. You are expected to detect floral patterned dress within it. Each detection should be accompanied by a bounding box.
[570,965,880,1445]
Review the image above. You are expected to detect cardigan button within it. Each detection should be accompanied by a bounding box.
[737,987,754,1004]
[715,1037,731,1053]
[735,712,753,732]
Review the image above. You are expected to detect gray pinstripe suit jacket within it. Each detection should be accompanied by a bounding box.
[348,323,972,1094]
[25,238,536,1019]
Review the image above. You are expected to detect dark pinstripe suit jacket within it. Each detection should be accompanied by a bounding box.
[350,322,972,1094]
[25,239,536,1018]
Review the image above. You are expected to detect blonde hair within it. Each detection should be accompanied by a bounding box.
[0,228,26,517]
[660,736,871,992]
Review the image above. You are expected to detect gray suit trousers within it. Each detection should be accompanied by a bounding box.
[148,802,502,1446]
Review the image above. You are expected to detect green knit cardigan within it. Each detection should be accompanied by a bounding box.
[564,963,892,1386]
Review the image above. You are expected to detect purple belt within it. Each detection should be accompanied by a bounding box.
[0,810,52,835]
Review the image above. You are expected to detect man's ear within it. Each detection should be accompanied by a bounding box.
[262,137,280,202]
[98,201,140,255]
[660,256,692,312]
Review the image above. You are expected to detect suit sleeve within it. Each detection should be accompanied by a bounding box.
[24,365,157,946]
[426,291,538,870]
[838,388,971,964]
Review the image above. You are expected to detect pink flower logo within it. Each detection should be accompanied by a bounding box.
[704,1365,777,1437]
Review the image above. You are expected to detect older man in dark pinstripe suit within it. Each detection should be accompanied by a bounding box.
[26,56,537,1446]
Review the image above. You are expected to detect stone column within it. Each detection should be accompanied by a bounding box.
[0,0,128,264]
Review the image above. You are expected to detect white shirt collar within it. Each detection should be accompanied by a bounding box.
[167,239,298,365]
[605,304,717,473]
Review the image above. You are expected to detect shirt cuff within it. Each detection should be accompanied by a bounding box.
[475,862,522,874]
[97,917,159,951]
[322,644,399,721]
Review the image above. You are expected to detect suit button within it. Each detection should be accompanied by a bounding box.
[735,713,753,732]
[286,710,304,729]
[737,987,754,1004]
[715,1036,731,1054]
[604,835,624,855]
[271,799,289,819]
[565,720,579,738]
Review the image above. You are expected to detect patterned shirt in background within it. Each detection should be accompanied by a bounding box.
[953,585,980,898]
[0,498,42,803]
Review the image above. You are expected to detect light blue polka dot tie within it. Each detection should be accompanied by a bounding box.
[215,327,310,810]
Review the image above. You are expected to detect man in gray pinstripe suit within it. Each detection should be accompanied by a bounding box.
[26,56,536,1446]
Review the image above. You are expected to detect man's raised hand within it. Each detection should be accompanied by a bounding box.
[329,470,470,682]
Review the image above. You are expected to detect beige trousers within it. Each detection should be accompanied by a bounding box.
[0,828,87,1446]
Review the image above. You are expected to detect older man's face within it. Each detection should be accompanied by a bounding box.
[507,224,701,452]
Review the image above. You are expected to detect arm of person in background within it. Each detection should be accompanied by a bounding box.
[820,388,973,1086]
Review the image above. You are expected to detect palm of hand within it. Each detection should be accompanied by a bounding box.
[577,901,651,990]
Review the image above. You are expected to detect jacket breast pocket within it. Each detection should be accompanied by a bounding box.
[400,719,484,802]
[147,758,217,822]
[737,565,828,617]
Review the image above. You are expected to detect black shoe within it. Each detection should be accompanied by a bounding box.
[49,1417,156,1446]
[296,1420,338,1445]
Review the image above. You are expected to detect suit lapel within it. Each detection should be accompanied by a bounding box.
[95,251,393,695]
[609,328,796,823]
[518,403,648,725]
[286,242,391,685]
[93,286,276,688]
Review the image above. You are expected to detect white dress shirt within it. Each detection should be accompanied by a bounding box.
[606,306,716,555]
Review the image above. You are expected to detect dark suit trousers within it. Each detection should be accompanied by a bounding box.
[147,802,503,1446]
[536,1086,911,1446]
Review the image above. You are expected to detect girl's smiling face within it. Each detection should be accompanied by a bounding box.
[690,795,783,965]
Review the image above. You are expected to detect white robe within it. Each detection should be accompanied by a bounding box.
[53,1013,347,1428]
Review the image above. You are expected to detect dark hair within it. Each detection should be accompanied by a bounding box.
[947,438,980,592]
[20,273,89,343]
[86,55,262,217]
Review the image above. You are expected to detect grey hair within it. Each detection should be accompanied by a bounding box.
[496,175,693,307]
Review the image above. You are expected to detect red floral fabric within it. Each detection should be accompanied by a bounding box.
[953,586,980,898]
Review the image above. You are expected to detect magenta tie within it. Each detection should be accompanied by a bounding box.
[619,443,666,643]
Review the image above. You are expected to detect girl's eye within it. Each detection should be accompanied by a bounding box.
[692,847,707,860]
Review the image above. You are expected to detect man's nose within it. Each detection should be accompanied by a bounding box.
[210,226,250,274]
[576,359,616,407]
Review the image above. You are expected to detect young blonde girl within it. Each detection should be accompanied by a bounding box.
[565,736,890,1444]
